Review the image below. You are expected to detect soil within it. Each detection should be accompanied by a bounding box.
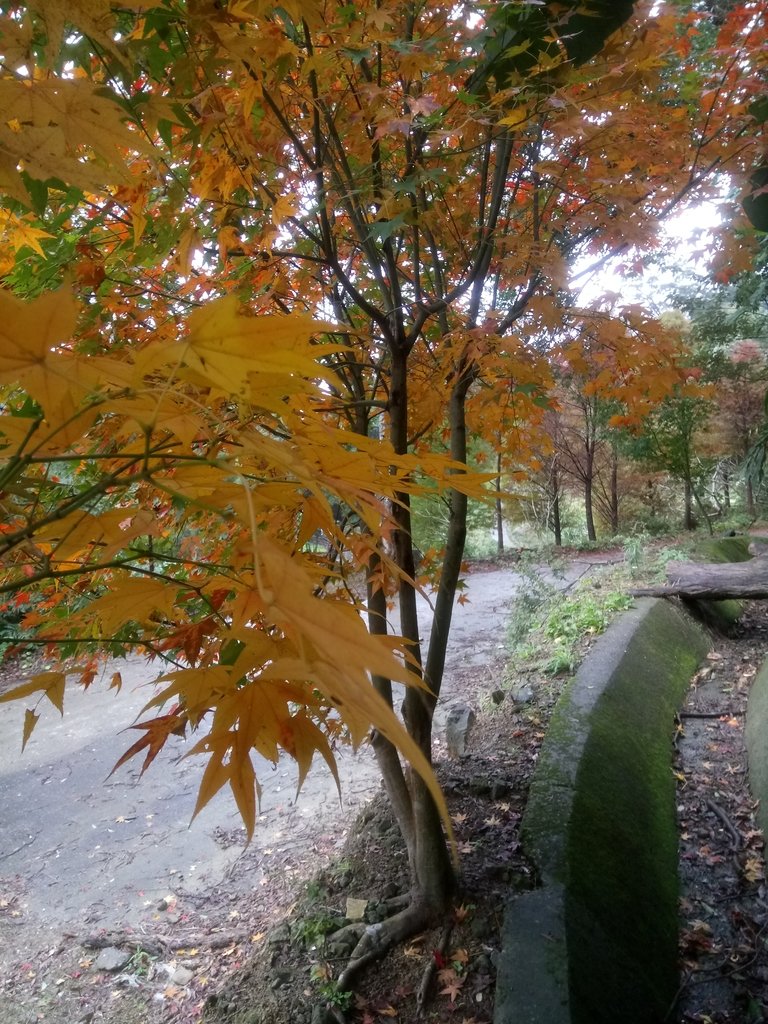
[674,602,768,1023]
[1,555,768,1024]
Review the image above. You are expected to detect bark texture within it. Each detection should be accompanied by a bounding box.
[632,554,768,599]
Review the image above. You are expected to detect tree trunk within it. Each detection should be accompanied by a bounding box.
[683,476,696,531]
[552,491,562,547]
[631,554,768,598]
[584,473,597,542]
[551,460,562,547]
[383,345,455,914]
[609,447,619,535]
[495,451,504,554]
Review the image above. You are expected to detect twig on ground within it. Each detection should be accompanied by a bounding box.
[679,711,744,719]
[0,831,39,862]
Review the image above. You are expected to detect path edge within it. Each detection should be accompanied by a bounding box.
[494,597,710,1024]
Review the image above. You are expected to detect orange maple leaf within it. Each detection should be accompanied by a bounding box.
[109,712,188,778]
[439,973,465,1002]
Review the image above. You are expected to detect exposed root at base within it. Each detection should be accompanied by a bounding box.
[337,903,436,991]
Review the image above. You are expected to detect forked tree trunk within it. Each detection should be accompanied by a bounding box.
[367,345,455,921]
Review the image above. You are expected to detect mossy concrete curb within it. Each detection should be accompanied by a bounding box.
[495,598,710,1024]
[746,660,768,838]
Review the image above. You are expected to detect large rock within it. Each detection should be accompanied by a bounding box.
[445,704,476,758]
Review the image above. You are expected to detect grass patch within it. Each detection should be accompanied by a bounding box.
[502,535,703,688]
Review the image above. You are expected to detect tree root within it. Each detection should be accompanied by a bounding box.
[80,928,249,957]
[336,901,438,991]
[705,798,742,851]
[324,895,410,953]
[415,919,454,1017]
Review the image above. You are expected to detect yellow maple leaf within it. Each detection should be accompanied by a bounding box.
[0,211,53,256]
[0,15,33,68]
[82,577,180,634]
[271,193,298,226]
[181,295,339,400]
[0,670,67,716]
[27,0,169,67]
[22,708,39,751]
[0,78,148,200]
[0,288,90,410]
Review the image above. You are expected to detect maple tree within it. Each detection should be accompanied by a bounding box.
[0,0,765,984]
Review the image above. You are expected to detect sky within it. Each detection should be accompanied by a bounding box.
[573,201,726,313]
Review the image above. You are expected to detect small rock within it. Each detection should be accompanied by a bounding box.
[94,947,132,973]
[469,913,493,939]
[326,937,357,957]
[171,966,194,986]
[508,681,534,705]
[270,968,295,990]
[491,688,506,705]
[270,921,294,942]
[473,952,492,972]
[267,922,292,946]
[364,902,387,924]
[345,897,368,921]
[156,898,169,911]
[445,704,476,758]
[468,775,492,795]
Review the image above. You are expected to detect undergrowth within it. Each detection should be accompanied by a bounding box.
[502,536,698,684]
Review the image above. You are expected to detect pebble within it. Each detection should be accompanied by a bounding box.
[171,966,194,986]
[267,922,292,945]
[94,947,132,972]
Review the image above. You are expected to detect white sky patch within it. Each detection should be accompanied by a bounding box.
[573,200,725,313]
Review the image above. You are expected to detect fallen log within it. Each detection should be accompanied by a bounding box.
[631,557,768,599]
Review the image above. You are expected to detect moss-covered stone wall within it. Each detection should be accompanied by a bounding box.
[565,601,708,1024]
[746,660,768,838]
[497,600,709,1024]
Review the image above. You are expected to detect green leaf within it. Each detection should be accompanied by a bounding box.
[21,174,49,216]
[368,212,408,243]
